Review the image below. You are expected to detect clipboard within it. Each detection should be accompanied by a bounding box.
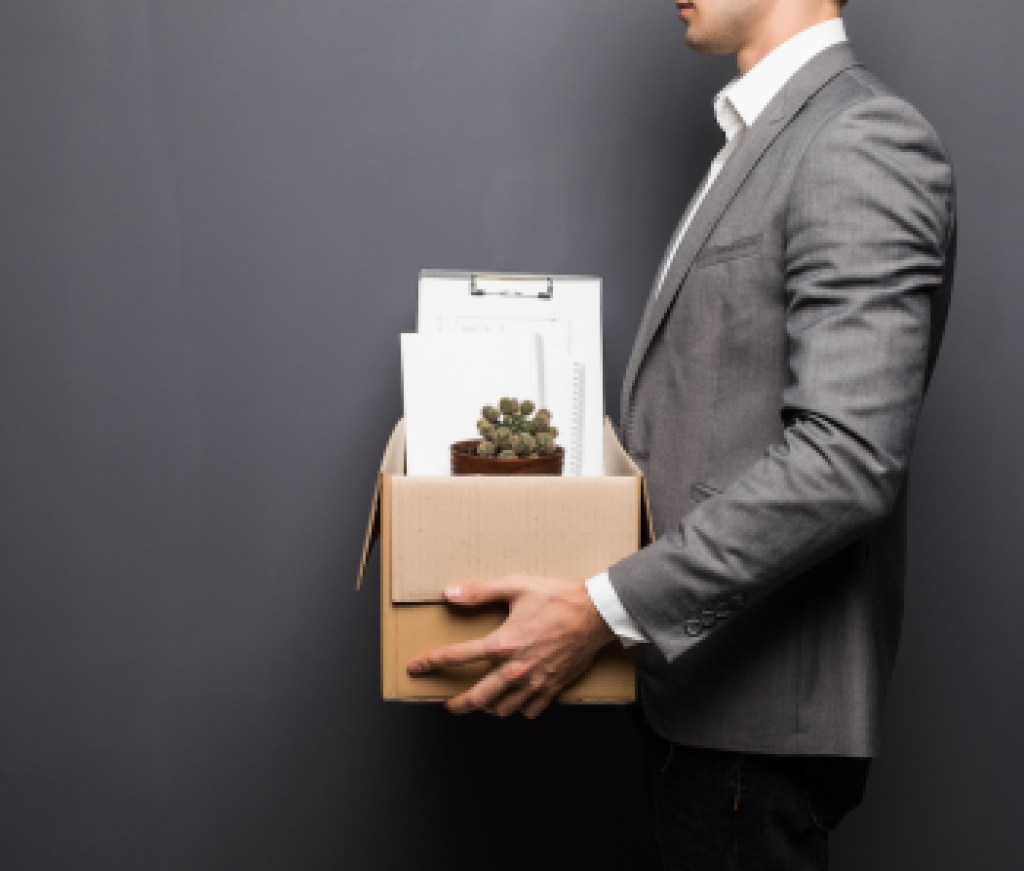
[415,269,605,476]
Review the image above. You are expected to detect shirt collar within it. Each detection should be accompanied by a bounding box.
[714,17,848,140]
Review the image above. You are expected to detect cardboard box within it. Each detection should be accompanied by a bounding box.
[357,418,652,703]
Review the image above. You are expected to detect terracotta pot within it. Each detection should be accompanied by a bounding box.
[450,439,564,476]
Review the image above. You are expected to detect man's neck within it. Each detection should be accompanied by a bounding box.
[736,8,841,74]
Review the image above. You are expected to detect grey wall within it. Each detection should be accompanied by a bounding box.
[1,2,1020,869]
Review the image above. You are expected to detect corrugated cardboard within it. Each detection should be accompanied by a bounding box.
[357,418,653,703]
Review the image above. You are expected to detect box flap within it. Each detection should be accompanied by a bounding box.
[602,416,655,545]
[639,476,655,546]
[359,417,654,592]
[355,475,382,591]
[381,418,407,475]
[390,475,640,602]
[602,416,636,475]
[355,420,407,591]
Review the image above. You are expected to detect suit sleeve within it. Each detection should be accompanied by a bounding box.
[607,96,956,663]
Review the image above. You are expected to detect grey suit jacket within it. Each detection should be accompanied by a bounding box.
[609,43,956,758]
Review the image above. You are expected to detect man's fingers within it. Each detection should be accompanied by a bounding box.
[521,689,556,719]
[407,636,493,674]
[407,624,525,674]
[444,576,527,607]
[487,680,541,718]
[446,660,529,715]
[408,578,528,674]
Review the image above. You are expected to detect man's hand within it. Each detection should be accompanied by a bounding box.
[406,575,616,718]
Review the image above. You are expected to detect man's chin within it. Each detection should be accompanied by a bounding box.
[684,30,733,57]
[685,30,709,52]
[683,26,709,51]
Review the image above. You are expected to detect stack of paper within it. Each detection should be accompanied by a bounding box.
[401,270,605,477]
[400,332,544,476]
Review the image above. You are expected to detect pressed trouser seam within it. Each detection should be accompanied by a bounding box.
[732,756,744,868]
[660,742,674,774]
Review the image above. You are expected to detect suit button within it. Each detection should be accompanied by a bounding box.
[701,609,716,628]
[684,618,702,636]
[715,602,732,620]
[730,592,745,609]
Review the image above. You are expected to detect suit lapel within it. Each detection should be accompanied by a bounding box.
[620,43,862,429]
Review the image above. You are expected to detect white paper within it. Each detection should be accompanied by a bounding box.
[415,270,605,475]
[400,332,544,476]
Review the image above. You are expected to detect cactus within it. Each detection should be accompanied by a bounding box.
[469,396,562,460]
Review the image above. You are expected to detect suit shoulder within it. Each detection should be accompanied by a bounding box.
[792,69,956,252]
[812,66,954,173]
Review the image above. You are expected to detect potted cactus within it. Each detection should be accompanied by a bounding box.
[450,397,564,475]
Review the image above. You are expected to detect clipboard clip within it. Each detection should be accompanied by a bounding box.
[470,273,554,300]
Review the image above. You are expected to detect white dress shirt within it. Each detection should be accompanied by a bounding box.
[587,17,849,647]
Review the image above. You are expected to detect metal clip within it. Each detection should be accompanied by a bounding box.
[469,273,554,299]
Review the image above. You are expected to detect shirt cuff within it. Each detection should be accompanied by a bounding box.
[585,571,649,648]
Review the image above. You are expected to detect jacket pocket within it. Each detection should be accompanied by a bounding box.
[690,482,722,505]
[692,233,763,269]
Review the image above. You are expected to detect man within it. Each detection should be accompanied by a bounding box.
[408,0,956,866]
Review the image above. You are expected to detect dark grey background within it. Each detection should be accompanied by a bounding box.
[1,1,1020,868]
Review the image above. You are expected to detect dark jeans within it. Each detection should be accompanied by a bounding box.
[641,721,870,871]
